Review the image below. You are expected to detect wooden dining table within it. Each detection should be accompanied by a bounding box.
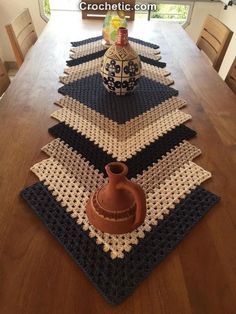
[0,11,236,314]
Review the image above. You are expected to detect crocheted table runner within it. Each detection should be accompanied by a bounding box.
[21,36,219,304]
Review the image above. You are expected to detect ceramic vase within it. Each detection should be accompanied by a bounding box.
[86,162,146,234]
[101,27,142,96]
[102,10,127,46]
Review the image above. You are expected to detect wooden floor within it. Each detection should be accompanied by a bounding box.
[0,11,236,314]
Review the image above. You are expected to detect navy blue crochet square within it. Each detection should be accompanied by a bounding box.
[71,36,160,50]
[21,183,220,304]
[66,49,106,67]
[69,36,164,68]
[66,51,166,68]
[129,37,159,49]
[49,122,196,178]
[140,55,166,68]
[20,34,221,305]
[58,73,178,123]
[71,35,102,47]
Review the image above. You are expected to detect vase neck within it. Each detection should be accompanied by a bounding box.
[105,162,128,185]
[116,27,128,47]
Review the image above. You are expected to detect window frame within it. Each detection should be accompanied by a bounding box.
[38,0,50,22]
[38,0,194,27]
[137,0,194,28]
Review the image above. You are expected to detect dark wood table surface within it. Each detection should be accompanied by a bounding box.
[0,11,236,314]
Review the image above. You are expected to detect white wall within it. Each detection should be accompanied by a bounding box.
[185,2,222,42]
[0,0,46,62]
[185,2,236,79]
[0,45,4,61]
[0,0,235,79]
[218,6,236,79]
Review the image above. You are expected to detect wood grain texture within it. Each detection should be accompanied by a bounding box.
[225,57,236,94]
[0,11,236,314]
[196,15,233,72]
[5,8,38,68]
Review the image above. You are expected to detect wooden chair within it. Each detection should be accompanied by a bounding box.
[0,58,10,97]
[5,9,38,68]
[196,15,233,72]
[225,57,236,94]
[82,0,135,21]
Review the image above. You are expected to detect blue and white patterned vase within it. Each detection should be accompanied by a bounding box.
[101,27,142,96]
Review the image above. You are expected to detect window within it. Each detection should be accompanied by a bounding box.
[39,0,51,22]
[38,0,193,28]
[48,0,79,11]
[136,1,194,28]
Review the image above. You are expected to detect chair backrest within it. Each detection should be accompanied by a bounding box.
[5,8,38,68]
[225,57,236,94]
[0,58,10,97]
[196,15,233,72]
[82,0,135,21]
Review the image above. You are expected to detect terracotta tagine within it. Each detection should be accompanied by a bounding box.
[101,27,142,96]
[86,162,146,234]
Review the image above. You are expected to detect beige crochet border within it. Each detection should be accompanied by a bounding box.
[53,96,187,136]
[51,105,191,160]
[70,40,105,59]
[28,39,213,259]
[60,58,173,86]
[69,39,161,61]
[30,139,209,259]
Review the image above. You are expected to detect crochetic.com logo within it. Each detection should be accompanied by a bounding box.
[79,1,157,11]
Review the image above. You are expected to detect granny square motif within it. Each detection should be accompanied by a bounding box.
[58,74,179,123]
[21,183,219,304]
[21,35,220,304]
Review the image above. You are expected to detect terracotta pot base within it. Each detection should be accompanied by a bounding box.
[86,194,138,234]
